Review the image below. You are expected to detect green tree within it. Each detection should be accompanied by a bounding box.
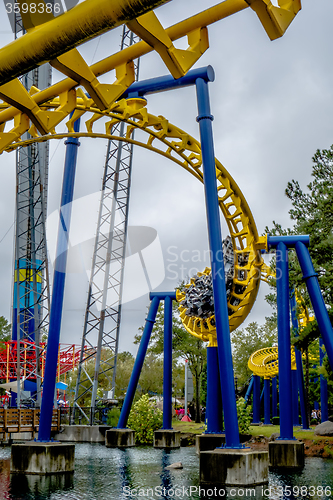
[0,316,11,344]
[266,145,333,416]
[127,394,163,444]
[231,315,277,386]
[267,145,333,311]
[68,348,117,407]
[135,301,206,423]
[236,397,252,434]
[114,351,135,399]
[285,147,333,306]
[138,353,164,396]
[116,351,179,401]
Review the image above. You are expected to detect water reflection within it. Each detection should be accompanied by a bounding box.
[0,445,332,500]
[160,450,172,499]
[118,448,134,496]
[0,455,10,499]
[10,473,74,499]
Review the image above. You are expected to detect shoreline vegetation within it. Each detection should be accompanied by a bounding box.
[172,421,333,458]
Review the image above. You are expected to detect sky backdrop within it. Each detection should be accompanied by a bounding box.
[0,0,332,354]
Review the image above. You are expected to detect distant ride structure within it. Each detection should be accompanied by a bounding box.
[11,5,52,408]
[0,0,309,448]
[0,341,81,385]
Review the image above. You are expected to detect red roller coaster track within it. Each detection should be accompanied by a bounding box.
[0,341,81,383]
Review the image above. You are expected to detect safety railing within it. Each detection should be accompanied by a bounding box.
[60,407,109,426]
[0,408,60,435]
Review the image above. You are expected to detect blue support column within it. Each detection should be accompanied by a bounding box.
[272,377,278,418]
[295,241,333,371]
[38,119,80,442]
[206,346,223,433]
[275,241,294,440]
[163,295,173,430]
[252,375,261,424]
[117,295,160,429]
[295,349,309,429]
[264,378,271,425]
[290,292,309,429]
[320,337,329,423]
[292,369,300,426]
[244,376,254,405]
[195,77,240,448]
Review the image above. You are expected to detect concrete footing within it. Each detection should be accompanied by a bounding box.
[196,434,225,454]
[53,425,111,443]
[105,428,135,448]
[11,442,75,475]
[269,440,304,468]
[200,448,269,486]
[153,429,180,448]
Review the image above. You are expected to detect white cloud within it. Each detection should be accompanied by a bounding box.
[0,0,332,352]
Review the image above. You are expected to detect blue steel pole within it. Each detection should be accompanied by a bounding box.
[117,296,160,429]
[195,77,240,448]
[206,346,223,434]
[124,66,215,98]
[244,376,253,405]
[163,295,173,430]
[276,241,294,440]
[295,349,309,429]
[290,292,309,429]
[295,241,333,371]
[320,337,328,423]
[264,378,271,425]
[292,369,300,426]
[38,119,80,442]
[252,375,261,424]
[272,377,278,418]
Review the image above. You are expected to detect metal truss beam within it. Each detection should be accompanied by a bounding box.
[12,10,51,407]
[73,27,140,423]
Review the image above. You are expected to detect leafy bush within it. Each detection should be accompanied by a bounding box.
[107,407,121,427]
[272,416,280,425]
[236,397,252,434]
[127,394,163,444]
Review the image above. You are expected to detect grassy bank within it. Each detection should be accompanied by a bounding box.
[172,420,204,434]
[172,421,328,443]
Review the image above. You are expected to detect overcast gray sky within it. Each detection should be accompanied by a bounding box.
[0,0,332,354]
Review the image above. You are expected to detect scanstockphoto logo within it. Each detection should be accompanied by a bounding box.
[46,192,165,308]
[4,0,80,33]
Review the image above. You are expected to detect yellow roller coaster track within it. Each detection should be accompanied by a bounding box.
[248,346,297,379]
[248,266,316,378]
[0,96,264,334]
[0,0,301,344]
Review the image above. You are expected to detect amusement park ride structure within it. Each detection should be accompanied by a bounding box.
[3,0,331,451]
[10,4,51,409]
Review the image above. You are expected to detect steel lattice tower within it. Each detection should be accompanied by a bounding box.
[73,27,140,423]
[12,9,51,406]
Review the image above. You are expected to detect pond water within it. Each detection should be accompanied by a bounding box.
[0,444,333,500]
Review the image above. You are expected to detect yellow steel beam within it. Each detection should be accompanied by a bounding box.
[0,0,171,85]
[245,0,301,40]
[127,11,209,78]
[16,0,54,30]
[0,0,301,88]
[0,0,250,126]
[0,0,301,126]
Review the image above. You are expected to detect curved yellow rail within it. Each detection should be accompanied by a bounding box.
[2,96,264,334]
[248,346,297,379]
[248,269,316,379]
